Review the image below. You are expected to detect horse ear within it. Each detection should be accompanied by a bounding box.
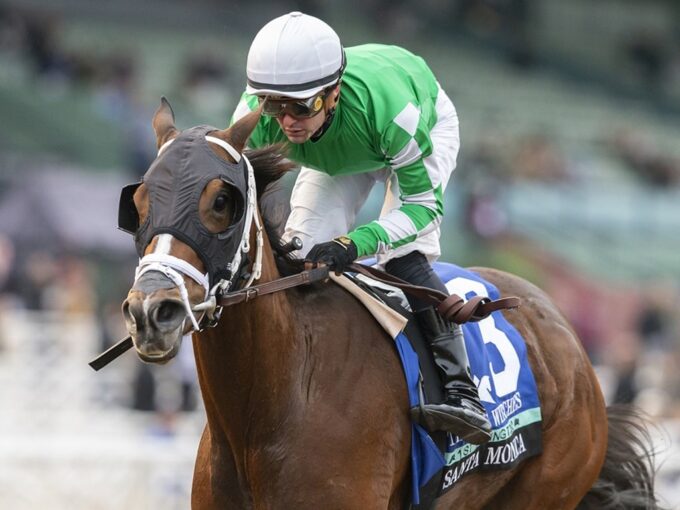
[213,107,262,155]
[152,96,179,149]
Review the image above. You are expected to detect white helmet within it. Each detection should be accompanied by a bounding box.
[246,12,345,99]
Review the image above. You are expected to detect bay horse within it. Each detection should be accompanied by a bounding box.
[119,99,659,509]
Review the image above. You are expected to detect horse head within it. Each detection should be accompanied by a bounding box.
[119,98,263,363]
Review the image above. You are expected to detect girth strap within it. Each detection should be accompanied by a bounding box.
[347,263,520,323]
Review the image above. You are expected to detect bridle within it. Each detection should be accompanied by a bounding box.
[133,134,264,335]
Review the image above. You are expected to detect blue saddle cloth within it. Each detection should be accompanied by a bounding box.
[391,263,542,506]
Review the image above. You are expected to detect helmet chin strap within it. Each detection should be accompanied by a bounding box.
[310,87,340,141]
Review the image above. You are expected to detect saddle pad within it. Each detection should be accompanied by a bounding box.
[434,263,542,495]
[357,262,543,506]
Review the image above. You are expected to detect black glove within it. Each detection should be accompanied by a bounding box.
[305,236,358,275]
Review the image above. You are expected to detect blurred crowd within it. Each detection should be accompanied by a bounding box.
[0,2,240,177]
[607,128,680,188]
[0,238,198,428]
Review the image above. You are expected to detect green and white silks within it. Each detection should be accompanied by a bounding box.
[231,44,460,264]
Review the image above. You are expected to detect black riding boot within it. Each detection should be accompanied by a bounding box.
[414,307,492,444]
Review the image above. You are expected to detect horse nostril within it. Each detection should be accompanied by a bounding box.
[151,300,186,332]
[156,301,178,322]
[122,301,132,323]
[122,299,145,331]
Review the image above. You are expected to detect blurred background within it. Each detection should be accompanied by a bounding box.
[0,0,679,508]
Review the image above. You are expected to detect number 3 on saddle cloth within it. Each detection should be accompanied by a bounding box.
[355,262,543,509]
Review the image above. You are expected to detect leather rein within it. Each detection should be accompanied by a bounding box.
[89,264,519,371]
[347,264,520,323]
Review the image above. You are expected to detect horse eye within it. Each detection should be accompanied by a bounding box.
[213,194,230,213]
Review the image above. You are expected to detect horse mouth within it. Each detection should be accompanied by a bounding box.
[135,339,182,364]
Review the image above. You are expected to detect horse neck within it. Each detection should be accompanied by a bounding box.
[193,217,301,441]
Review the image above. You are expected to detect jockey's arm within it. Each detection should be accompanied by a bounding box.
[347,157,443,258]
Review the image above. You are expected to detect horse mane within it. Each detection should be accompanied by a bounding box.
[244,144,305,275]
[245,143,296,198]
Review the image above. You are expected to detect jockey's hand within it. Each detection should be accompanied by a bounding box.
[305,236,358,275]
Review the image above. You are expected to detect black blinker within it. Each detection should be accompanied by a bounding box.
[118,182,142,234]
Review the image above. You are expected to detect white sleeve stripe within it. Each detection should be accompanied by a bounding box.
[378,208,443,246]
[420,94,459,189]
[418,215,442,237]
[401,189,438,211]
[389,138,422,169]
[379,209,418,243]
[421,151,446,190]
[375,240,389,255]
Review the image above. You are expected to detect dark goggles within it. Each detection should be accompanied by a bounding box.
[260,90,328,118]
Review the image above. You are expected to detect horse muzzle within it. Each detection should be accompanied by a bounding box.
[122,291,188,363]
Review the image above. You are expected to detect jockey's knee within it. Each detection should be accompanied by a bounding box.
[384,251,449,312]
[384,251,430,281]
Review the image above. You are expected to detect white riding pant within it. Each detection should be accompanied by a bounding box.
[283,87,460,267]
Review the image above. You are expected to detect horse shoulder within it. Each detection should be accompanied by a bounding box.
[277,283,411,502]
[290,282,406,396]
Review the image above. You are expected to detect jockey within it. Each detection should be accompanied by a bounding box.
[231,11,491,444]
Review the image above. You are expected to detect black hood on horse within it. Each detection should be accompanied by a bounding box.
[118,125,248,286]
